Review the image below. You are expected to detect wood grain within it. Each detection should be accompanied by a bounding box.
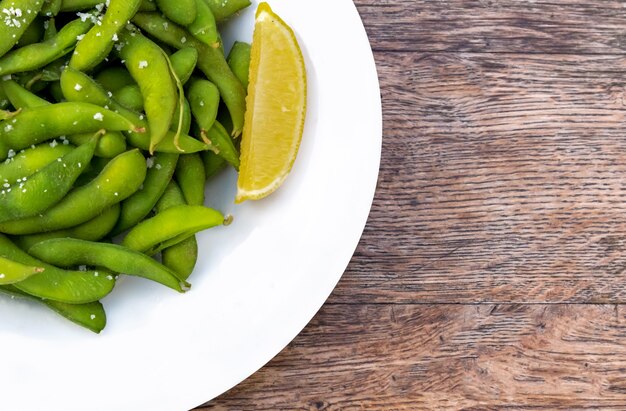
[203,303,626,410]
[355,0,626,54]
[200,1,626,408]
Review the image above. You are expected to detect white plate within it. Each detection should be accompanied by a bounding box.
[0,1,381,409]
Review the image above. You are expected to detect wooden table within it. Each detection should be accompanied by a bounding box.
[201,1,626,408]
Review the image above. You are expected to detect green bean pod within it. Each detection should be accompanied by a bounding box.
[0,142,74,185]
[70,0,143,72]
[67,131,126,158]
[0,256,43,284]
[29,239,189,292]
[0,149,147,235]
[0,285,107,333]
[0,234,115,303]
[2,78,50,108]
[113,152,178,235]
[15,203,120,250]
[200,150,226,179]
[155,0,197,26]
[0,135,98,223]
[175,153,205,206]
[227,41,251,90]
[203,0,250,23]
[189,0,219,48]
[0,0,45,58]
[60,67,209,154]
[122,205,223,255]
[0,102,141,159]
[156,181,198,280]
[118,28,178,153]
[0,17,94,76]
[133,12,246,137]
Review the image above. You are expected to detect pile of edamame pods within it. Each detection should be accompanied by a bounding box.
[0,0,253,333]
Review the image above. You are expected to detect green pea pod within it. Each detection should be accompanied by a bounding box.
[203,0,250,23]
[155,0,197,26]
[68,131,126,158]
[170,47,198,86]
[95,67,136,92]
[0,142,74,185]
[0,17,94,76]
[15,203,120,250]
[113,152,178,235]
[16,16,44,47]
[61,66,210,154]
[227,41,251,90]
[189,0,219,48]
[122,205,224,255]
[70,0,143,72]
[0,256,43,284]
[188,78,219,134]
[113,84,144,112]
[156,181,198,280]
[41,0,62,16]
[118,28,178,153]
[0,234,115,303]
[201,121,240,169]
[201,150,226,179]
[175,153,205,206]
[0,102,142,159]
[0,135,99,223]
[0,285,107,333]
[0,149,147,235]
[133,12,246,137]
[29,239,190,292]
[0,0,45,58]
[2,79,50,108]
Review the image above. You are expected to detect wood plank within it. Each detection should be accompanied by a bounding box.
[201,303,626,409]
[355,0,626,54]
[330,52,626,304]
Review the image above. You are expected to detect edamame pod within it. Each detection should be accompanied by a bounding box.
[203,0,250,23]
[188,77,219,133]
[133,12,246,137]
[227,41,251,89]
[15,203,120,250]
[156,0,196,26]
[2,78,50,108]
[0,17,94,76]
[0,0,45,58]
[113,84,144,112]
[0,135,98,223]
[70,0,143,72]
[170,47,198,86]
[0,102,141,159]
[68,131,126,158]
[41,0,61,16]
[201,120,239,169]
[113,152,178,235]
[118,28,177,153]
[43,17,57,40]
[156,181,197,280]
[29,238,190,292]
[95,66,135,92]
[189,0,219,48]
[60,0,155,12]
[0,142,74,185]
[0,234,115,303]
[0,285,107,333]
[0,256,43,284]
[16,15,44,46]
[0,149,147,234]
[175,153,205,206]
[122,205,223,255]
[201,150,226,178]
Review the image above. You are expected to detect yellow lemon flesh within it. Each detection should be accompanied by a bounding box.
[235,2,307,203]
